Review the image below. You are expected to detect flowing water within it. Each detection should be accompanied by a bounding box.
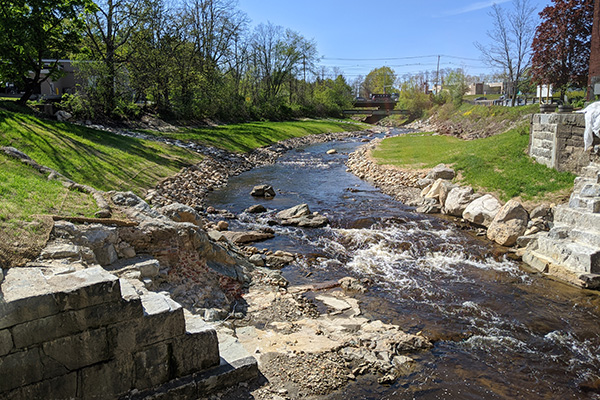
[206,131,600,399]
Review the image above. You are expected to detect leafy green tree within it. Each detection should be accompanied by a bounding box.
[445,69,469,106]
[83,0,148,114]
[363,66,397,96]
[0,0,94,104]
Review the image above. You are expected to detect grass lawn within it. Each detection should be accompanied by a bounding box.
[141,119,368,153]
[0,107,205,194]
[371,127,576,201]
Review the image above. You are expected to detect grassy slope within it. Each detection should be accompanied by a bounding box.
[143,120,367,153]
[372,121,575,202]
[0,109,204,193]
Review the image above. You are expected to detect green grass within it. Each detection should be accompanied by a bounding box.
[140,120,368,153]
[0,153,98,222]
[371,127,575,201]
[0,107,204,193]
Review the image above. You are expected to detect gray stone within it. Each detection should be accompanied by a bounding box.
[39,244,81,260]
[530,204,552,220]
[55,110,72,121]
[245,204,267,214]
[516,235,538,248]
[250,185,276,198]
[426,163,455,180]
[443,186,480,217]
[157,203,205,228]
[416,178,434,189]
[0,266,121,330]
[487,200,529,246]
[416,198,441,214]
[42,328,110,371]
[0,349,44,392]
[95,242,119,266]
[136,259,160,278]
[79,358,134,400]
[0,329,13,356]
[248,254,265,266]
[11,296,142,349]
[276,204,311,220]
[134,342,170,390]
[221,231,275,244]
[462,194,502,227]
[7,372,78,400]
[173,312,220,376]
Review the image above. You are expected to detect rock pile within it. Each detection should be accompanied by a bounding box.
[346,138,425,206]
[348,140,547,248]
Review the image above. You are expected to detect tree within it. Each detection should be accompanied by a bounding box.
[83,0,148,113]
[475,0,536,106]
[362,66,396,96]
[0,0,94,104]
[250,22,316,103]
[530,0,593,100]
[445,69,469,106]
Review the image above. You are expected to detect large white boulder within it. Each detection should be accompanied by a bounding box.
[443,186,481,217]
[462,194,502,227]
[486,200,529,246]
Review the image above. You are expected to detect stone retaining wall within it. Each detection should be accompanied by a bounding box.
[0,266,219,399]
[529,112,596,174]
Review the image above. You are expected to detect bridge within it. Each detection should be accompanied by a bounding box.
[343,95,408,124]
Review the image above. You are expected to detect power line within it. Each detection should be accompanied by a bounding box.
[321,54,481,62]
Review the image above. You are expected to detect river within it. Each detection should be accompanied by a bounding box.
[206,130,600,399]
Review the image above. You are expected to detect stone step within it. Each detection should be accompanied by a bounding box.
[569,228,600,248]
[537,235,600,274]
[554,206,600,232]
[581,163,600,180]
[123,330,258,400]
[568,194,600,213]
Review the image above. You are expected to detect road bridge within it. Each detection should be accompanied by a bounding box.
[343,95,408,123]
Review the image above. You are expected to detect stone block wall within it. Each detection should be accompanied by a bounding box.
[0,266,220,399]
[529,112,598,174]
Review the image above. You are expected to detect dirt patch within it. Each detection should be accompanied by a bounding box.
[0,216,53,268]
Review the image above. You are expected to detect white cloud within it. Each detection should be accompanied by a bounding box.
[445,0,511,16]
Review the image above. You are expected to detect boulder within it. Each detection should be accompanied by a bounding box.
[327,149,338,154]
[426,164,455,180]
[416,178,434,189]
[530,204,553,221]
[250,185,276,198]
[443,186,481,217]
[248,254,265,266]
[276,204,311,220]
[486,200,529,246]
[157,203,205,228]
[216,221,229,231]
[421,179,456,206]
[221,231,275,245]
[462,194,502,227]
[245,204,267,214]
[55,110,72,121]
[416,197,441,214]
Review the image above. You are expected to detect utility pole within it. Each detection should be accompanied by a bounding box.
[435,55,440,95]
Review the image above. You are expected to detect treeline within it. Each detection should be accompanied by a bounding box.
[0,0,353,121]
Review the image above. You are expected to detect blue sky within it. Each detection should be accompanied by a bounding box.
[238,0,549,80]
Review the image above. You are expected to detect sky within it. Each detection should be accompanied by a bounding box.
[237,0,549,81]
